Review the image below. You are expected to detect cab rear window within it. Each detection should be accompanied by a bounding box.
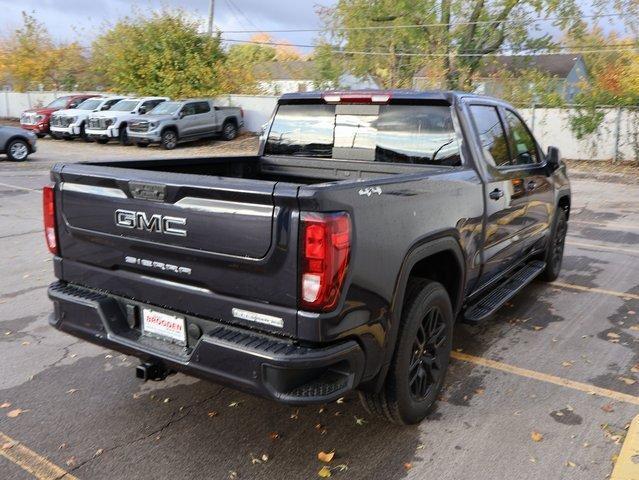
[265,103,461,166]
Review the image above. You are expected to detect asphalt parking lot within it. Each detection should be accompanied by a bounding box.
[1,137,638,480]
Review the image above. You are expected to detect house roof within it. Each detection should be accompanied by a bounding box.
[253,61,316,81]
[414,54,584,79]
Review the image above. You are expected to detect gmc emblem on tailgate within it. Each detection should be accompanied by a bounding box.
[115,209,187,237]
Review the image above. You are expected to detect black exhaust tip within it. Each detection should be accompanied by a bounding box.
[136,362,168,382]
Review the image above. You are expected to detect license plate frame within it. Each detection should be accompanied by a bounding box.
[141,308,186,345]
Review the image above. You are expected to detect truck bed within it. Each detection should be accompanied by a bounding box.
[88,155,443,185]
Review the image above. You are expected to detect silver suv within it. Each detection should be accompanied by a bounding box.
[127,99,243,149]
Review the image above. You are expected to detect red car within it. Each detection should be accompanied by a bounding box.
[20,94,100,138]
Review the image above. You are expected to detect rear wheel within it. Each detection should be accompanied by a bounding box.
[6,139,30,162]
[359,280,453,424]
[221,121,237,141]
[161,130,178,150]
[539,208,568,282]
[96,138,109,145]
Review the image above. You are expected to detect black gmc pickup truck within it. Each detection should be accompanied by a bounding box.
[45,90,570,424]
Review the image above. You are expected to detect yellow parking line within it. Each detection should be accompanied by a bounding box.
[0,432,77,480]
[572,219,639,231]
[566,240,639,256]
[611,415,639,480]
[552,281,639,301]
[451,351,639,406]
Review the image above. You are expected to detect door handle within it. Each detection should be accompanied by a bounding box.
[527,180,537,190]
[489,188,504,200]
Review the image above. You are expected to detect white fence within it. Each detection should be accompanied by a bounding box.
[2,91,638,161]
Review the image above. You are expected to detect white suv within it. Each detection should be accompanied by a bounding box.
[86,97,169,145]
[50,97,126,141]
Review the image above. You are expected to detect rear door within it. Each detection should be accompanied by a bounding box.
[501,108,554,249]
[468,103,532,283]
[192,101,215,135]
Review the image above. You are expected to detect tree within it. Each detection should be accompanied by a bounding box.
[0,12,92,91]
[318,0,639,90]
[91,10,225,97]
[312,42,344,89]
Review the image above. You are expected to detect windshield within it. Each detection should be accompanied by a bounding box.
[46,97,70,109]
[265,103,461,166]
[150,102,181,115]
[110,100,139,112]
[76,99,102,111]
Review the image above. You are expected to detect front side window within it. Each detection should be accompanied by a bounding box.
[265,103,461,166]
[181,103,197,117]
[504,110,539,165]
[470,105,510,167]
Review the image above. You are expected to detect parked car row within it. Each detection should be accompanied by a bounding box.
[19,95,244,151]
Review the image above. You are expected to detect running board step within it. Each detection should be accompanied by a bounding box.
[464,260,546,324]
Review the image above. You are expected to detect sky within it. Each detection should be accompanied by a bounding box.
[0,0,632,55]
[0,0,334,54]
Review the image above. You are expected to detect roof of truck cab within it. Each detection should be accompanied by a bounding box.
[278,89,508,105]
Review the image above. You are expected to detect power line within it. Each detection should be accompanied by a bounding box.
[219,12,628,34]
[220,38,639,57]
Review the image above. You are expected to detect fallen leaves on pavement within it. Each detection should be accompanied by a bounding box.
[0,402,10,409]
[318,451,335,463]
[618,376,636,385]
[6,408,28,418]
[601,403,615,413]
[531,431,544,442]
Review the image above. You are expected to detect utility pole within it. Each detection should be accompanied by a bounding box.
[207,0,215,35]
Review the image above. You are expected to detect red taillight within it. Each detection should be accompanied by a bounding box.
[300,212,351,311]
[43,185,58,254]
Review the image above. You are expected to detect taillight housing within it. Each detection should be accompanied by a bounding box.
[43,185,58,254]
[300,212,351,311]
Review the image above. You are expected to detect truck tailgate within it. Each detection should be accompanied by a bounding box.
[52,164,300,331]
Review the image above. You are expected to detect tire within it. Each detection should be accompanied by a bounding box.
[161,129,178,150]
[136,142,149,148]
[36,133,45,139]
[118,125,130,145]
[96,138,109,145]
[538,208,568,282]
[221,121,237,141]
[50,132,62,140]
[63,136,74,141]
[359,280,453,424]
[6,139,30,162]
[79,123,91,142]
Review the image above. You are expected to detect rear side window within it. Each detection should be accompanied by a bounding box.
[504,110,539,165]
[142,100,165,111]
[194,101,211,114]
[265,103,461,166]
[470,105,510,167]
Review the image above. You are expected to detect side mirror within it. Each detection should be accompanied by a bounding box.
[546,146,561,171]
[138,106,147,115]
[178,111,186,119]
[100,105,110,111]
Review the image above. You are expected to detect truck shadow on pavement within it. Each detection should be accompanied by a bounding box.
[0,350,423,480]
